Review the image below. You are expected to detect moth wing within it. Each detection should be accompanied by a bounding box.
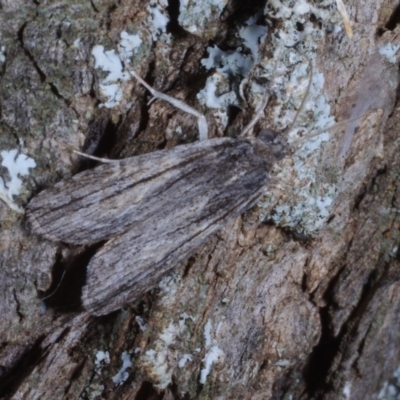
[82,139,269,315]
[27,138,249,244]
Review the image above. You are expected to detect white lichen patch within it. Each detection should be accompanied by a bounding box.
[112,351,133,385]
[200,345,224,384]
[178,354,193,368]
[197,16,268,127]
[274,359,290,367]
[92,45,129,108]
[0,45,6,63]
[142,348,172,389]
[197,73,239,110]
[255,0,345,235]
[342,381,351,399]
[199,319,225,384]
[203,319,212,347]
[378,363,400,399]
[135,315,147,331]
[0,149,36,212]
[157,273,180,300]
[197,0,345,235]
[141,313,194,389]
[72,38,81,49]
[92,31,142,108]
[239,16,268,63]
[258,57,337,234]
[378,43,400,64]
[119,31,143,59]
[94,350,110,372]
[179,0,226,35]
[147,0,170,41]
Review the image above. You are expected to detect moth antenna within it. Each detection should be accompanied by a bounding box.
[147,96,158,106]
[239,49,283,138]
[281,52,381,159]
[72,149,121,164]
[289,109,381,148]
[239,83,273,138]
[119,47,209,141]
[239,77,249,103]
[283,51,313,135]
[55,140,123,164]
[239,47,313,139]
[40,268,67,302]
[239,87,274,138]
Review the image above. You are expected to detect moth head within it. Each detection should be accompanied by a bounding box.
[257,129,287,160]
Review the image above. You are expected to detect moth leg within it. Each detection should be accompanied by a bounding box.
[280,52,375,148]
[120,49,208,141]
[283,51,313,136]
[239,82,274,138]
[239,49,283,138]
[289,110,380,149]
[71,150,122,163]
[240,50,312,139]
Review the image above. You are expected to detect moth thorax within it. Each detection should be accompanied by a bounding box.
[257,129,287,160]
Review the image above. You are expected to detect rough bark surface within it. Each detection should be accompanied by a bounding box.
[1,1,400,399]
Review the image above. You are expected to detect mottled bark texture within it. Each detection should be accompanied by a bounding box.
[1,0,400,399]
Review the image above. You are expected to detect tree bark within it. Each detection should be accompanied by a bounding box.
[1,0,400,399]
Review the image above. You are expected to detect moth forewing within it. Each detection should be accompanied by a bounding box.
[26,138,259,244]
[27,136,279,315]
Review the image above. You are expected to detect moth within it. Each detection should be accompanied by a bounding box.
[26,58,289,316]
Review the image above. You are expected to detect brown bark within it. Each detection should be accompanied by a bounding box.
[1,0,400,399]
